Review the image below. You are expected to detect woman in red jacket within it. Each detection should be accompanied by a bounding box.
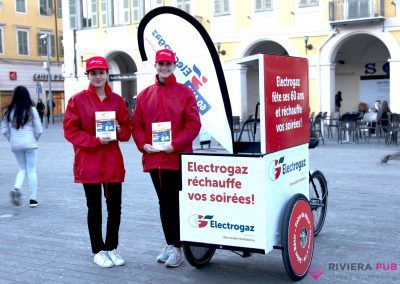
[63,56,131,268]
[132,49,201,268]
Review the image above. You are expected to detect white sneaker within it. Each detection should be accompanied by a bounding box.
[107,249,125,266]
[93,251,114,268]
[165,247,184,268]
[157,245,173,263]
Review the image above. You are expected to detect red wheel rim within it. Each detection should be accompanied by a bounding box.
[288,199,314,276]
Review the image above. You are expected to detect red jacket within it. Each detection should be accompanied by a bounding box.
[63,83,131,183]
[132,74,201,171]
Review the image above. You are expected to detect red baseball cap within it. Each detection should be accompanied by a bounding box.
[86,56,109,72]
[155,49,176,63]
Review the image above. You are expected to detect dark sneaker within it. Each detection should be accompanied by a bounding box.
[10,189,21,206]
[29,200,39,208]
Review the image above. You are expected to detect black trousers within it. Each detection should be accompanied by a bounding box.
[38,113,44,123]
[83,183,122,254]
[150,170,181,247]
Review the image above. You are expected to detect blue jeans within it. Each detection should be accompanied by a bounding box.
[13,149,38,200]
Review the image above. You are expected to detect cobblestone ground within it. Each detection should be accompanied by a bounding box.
[0,123,399,283]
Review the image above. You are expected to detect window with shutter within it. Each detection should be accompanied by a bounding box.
[255,0,272,12]
[69,0,77,29]
[17,30,29,55]
[132,0,140,23]
[15,0,26,13]
[177,0,190,13]
[299,0,319,8]
[59,35,64,57]
[214,0,230,16]
[81,0,98,28]
[0,27,3,54]
[51,34,56,57]
[101,0,108,26]
[57,0,62,17]
[40,0,54,16]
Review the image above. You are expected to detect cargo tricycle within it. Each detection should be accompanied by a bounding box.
[179,54,328,281]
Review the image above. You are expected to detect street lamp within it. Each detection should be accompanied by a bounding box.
[303,36,313,54]
[40,33,53,128]
[216,42,226,56]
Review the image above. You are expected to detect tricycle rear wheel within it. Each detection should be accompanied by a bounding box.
[281,194,314,281]
[182,245,216,268]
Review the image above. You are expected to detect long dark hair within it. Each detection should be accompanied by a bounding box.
[2,86,34,129]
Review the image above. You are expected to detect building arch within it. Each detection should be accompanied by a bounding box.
[105,50,138,112]
[319,29,398,113]
[238,38,295,58]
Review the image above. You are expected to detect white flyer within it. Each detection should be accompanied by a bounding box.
[152,121,172,150]
[95,111,116,140]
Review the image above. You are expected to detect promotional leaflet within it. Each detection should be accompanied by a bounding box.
[152,121,172,150]
[95,111,116,140]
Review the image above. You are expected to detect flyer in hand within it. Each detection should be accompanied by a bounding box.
[95,111,116,140]
[152,121,172,150]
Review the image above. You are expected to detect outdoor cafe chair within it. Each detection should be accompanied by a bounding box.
[387,113,400,146]
[326,111,340,139]
[377,113,391,144]
[358,112,377,142]
[312,113,325,145]
[338,113,359,143]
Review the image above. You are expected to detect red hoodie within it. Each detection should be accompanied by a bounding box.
[63,83,131,183]
[132,74,201,171]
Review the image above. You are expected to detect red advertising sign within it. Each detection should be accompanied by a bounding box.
[9,71,17,80]
[264,54,309,153]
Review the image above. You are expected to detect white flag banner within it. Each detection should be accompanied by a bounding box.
[138,7,234,153]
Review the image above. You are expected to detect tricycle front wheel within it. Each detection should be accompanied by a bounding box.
[281,194,314,281]
[182,245,216,268]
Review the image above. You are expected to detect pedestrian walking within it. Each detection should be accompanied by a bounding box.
[63,56,131,268]
[46,98,55,123]
[36,98,45,123]
[1,86,43,207]
[132,49,201,268]
[335,91,342,112]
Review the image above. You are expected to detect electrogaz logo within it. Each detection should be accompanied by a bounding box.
[188,214,255,233]
[268,156,284,180]
[151,29,212,115]
[188,214,213,228]
[268,156,307,181]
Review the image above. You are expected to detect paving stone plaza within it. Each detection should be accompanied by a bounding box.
[0,123,399,283]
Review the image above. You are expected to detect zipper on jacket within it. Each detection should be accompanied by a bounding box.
[105,182,109,200]
[158,167,162,188]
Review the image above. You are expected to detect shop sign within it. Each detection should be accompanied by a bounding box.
[33,74,64,81]
[9,71,17,80]
[109,73,136,81]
